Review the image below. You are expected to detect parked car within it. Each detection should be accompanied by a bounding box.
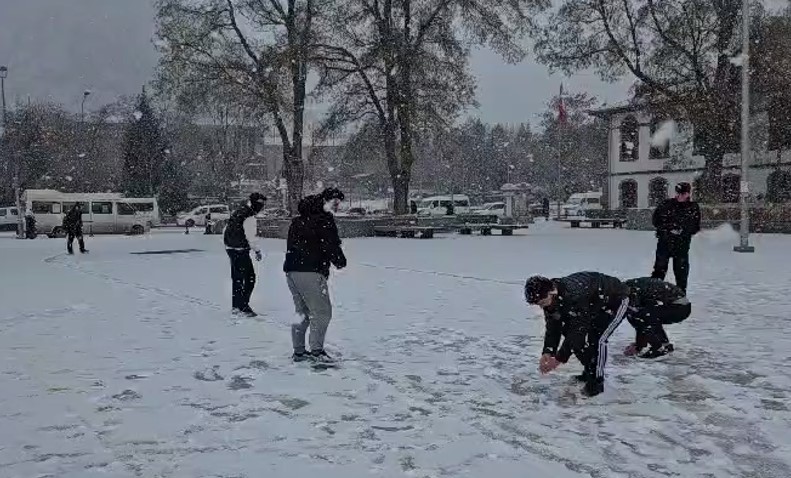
[176,204,230,227]
[416,195,471,216]
[561,192,603,217]
[474,202,506,218]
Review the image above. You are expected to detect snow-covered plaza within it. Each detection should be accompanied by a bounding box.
[1,222,789,478]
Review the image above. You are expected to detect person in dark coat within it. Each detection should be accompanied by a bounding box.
[63,203,87,254]
[284,187,347,364]
[223,193,266,317]
[651,182,701,292]
[623,277,691,359]
[525,272,631,397]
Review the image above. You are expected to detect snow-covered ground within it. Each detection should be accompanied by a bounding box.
[1,222,790,478]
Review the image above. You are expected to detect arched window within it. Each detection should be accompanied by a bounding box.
[619,115,640,162]
[649,177,669,207]
[619,179,638,208]
[649,117,671,159]
[767,169,791,203]
[722,174,740,203]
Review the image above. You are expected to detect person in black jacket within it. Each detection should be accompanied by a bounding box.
[651,182,701,292]
[223,193,266,317]
[623,277,691,359]
[525,272,631,397]
[63,203,87,254]
[284,188,347,364]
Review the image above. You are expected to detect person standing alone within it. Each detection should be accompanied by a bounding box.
[651,182,701,292]
[224,193,266,317]
[64,203,88,254]
[284,188,347,364]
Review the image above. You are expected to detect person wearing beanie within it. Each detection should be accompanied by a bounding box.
[525,272,630,397]
[623,277,692,359]
[651,182,701,292]
[223,193,267,317]
[284,188,347,365]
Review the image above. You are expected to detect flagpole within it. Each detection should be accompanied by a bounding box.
[556,84,564,219]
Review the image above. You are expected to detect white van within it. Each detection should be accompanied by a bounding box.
[417,195,471,216]
[0,206,20,231]
[562,191,603,217]
[176,204,231,227]
[22,189,157,237]
[474,202,507,218]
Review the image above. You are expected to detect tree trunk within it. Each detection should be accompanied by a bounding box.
[392,172,410,215]
[283,148,304,213]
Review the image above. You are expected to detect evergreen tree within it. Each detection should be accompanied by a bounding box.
[123,90,165,197]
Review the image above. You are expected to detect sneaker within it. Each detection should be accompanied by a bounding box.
[239,307,258,318]
[582,378,604,397]
[639,343,674,359]
[80,249,89,254]
[292,351,310,363]
[309,349,335,364]
[574,373,589,383]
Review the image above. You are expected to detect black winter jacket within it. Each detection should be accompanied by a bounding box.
[63,207,83,234]
[625,277,686,308]
[652,198,701,241]
[223,205,257,250]
[283,195,347,277]
[542,272,630,363]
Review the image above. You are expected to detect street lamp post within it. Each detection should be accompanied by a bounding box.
[81,90,91,123]
[734,0,755,253]
[1,65,24,239]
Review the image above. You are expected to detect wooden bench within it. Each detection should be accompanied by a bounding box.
[567,218,626,229]
[374,225,436,239]
[455,223,528,236]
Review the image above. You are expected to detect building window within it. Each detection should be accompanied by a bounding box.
[648,177,669,207]
[722,174,740,203]
[649,118,670,159]
[619,180,638,208]
[619,115,640,162]
[767,169,791,203]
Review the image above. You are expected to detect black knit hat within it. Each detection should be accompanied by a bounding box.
[321,187,345,202]
[675,182,691,195]
[524,276,555,304]
[249,192,267,212]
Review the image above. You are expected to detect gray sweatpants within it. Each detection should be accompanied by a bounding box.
[286,272,333,353]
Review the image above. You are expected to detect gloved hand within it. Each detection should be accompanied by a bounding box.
[254,250,263,262]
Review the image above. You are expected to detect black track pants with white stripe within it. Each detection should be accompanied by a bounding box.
[583,298,630,381]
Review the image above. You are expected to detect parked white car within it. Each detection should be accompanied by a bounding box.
[416,195,471,216]
[474,202,507,218]
[562,192,603,217]
[176,204,231,227]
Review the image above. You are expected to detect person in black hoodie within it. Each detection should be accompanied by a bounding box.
[63,203,87,254]
[525,272,630,397]
[284,188,347,364]
[224,193,266,317]
[651,182,701,292]
[623,277,691,359]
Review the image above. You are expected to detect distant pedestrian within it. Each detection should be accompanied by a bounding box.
[63,203,87,254]
[204,212,213,235]
[24,209,36,239]
[542,197,550,220]
[651,182,701,292]
[223,193,267,317]
[284,188,347,365]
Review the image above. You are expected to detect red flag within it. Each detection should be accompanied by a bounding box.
[557,83,568,125]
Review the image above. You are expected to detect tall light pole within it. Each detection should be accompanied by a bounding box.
[1,65,24,239]
[734,0,755,253]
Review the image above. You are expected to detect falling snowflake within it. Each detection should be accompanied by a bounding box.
[78,153,86,158]
[65,176,73,182]
[133,111,143,121]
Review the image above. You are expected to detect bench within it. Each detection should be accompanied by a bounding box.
[567,218,626,229]
[454,223,528,236]
[374,225,436,239]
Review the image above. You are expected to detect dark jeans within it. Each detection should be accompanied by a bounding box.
[571,298,630,384]
[227,249,256,310]
[652,237,691,291]
[628,303,691,349]
[67,230,85,253]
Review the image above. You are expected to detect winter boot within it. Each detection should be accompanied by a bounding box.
[573,371,590,383]
[239,306,258,318]
[292,351,311,363]
[639,343,674,359]
[582,377,604,398]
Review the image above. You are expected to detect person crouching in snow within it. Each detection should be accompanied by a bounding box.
[284,188,347,364]
[623,277,691,359]
[525,272,630,397]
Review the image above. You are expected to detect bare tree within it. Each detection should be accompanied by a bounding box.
[155,0,321,213]
[314,0,547,214]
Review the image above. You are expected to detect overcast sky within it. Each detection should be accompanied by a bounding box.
[0,0,718,126]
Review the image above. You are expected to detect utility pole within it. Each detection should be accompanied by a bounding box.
[734,0,755,253]
[1,65,24,239]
